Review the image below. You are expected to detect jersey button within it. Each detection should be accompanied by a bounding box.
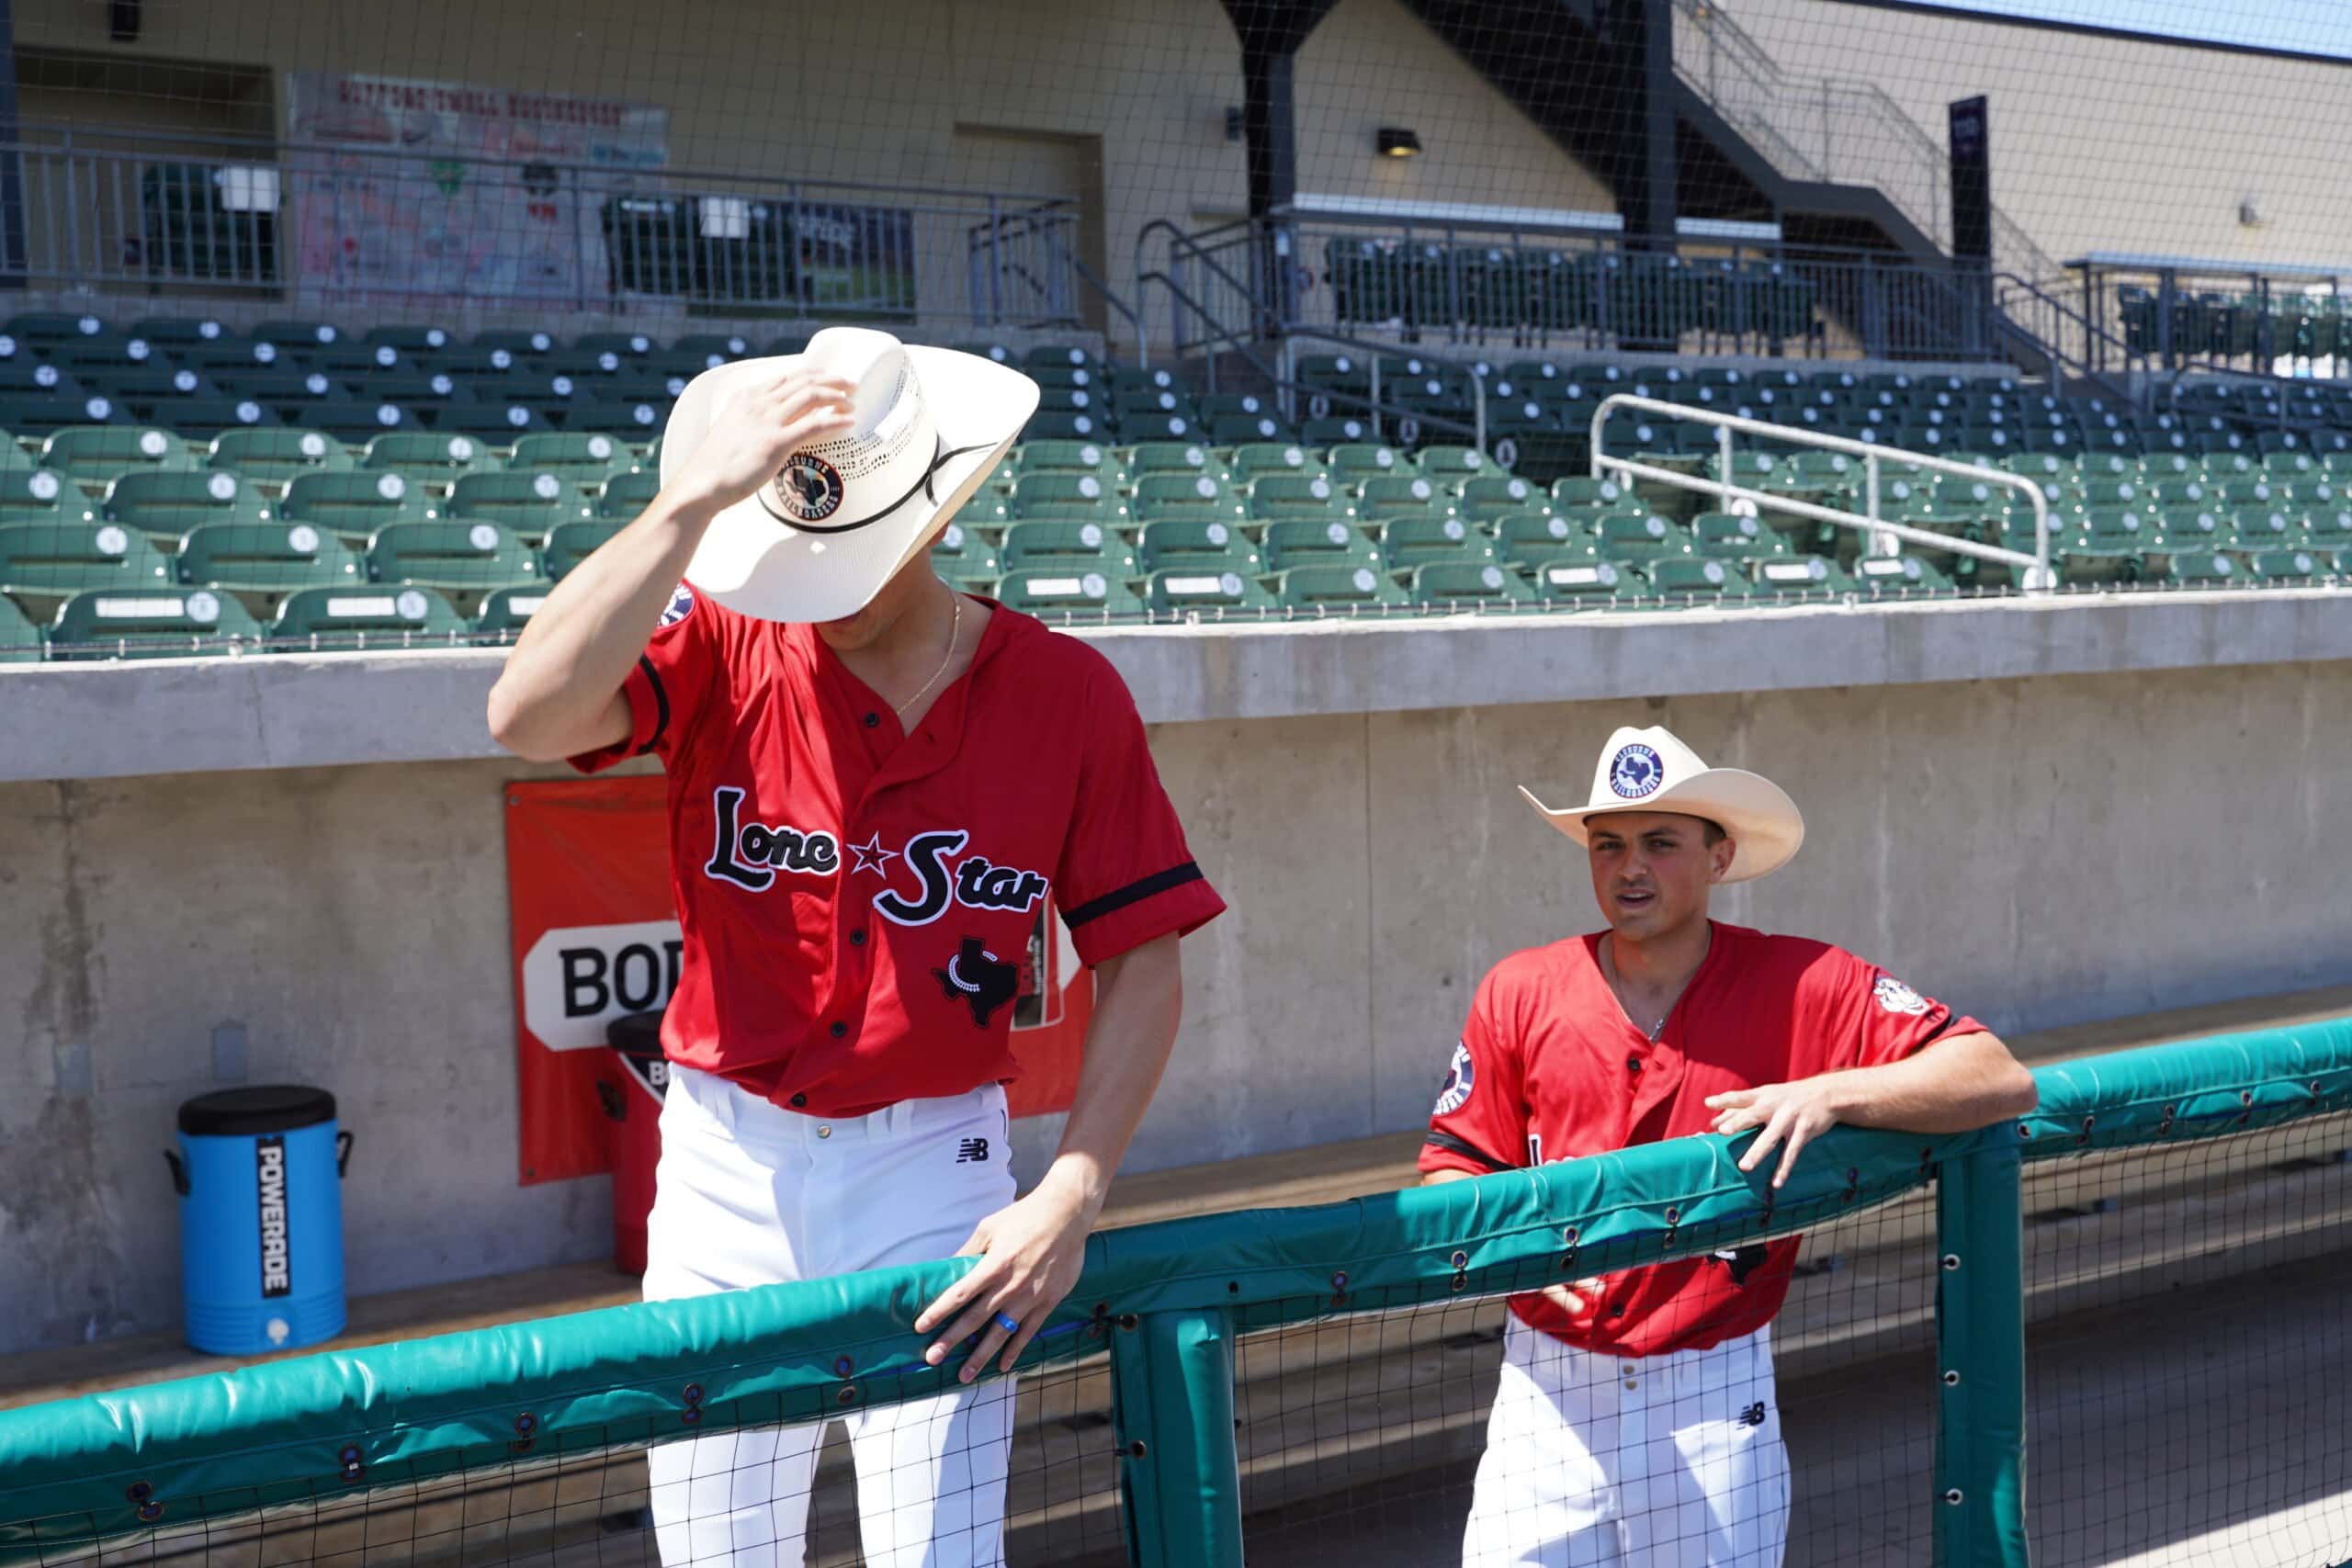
[863,711,881,728]
[790,1093,808,1108]
[849,928,867,946]
[829,1021,848,1039]
[1625,1055,1643,1073]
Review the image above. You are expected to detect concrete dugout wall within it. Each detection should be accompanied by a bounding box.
[3,610,2349,1355]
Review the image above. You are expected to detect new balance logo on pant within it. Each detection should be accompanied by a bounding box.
[956,1137,989,1164]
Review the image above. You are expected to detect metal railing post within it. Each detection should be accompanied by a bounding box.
[1933,1143,2030,1568]
[1717,423,1735,510]
[1111,1309,1243,1568]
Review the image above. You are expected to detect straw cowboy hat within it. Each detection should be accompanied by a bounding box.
[662,327,1040,622]
[1518,725,1805,884]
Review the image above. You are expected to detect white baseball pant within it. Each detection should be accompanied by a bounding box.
[641,1064,1018,1567]
[1462,1314,1790,1568]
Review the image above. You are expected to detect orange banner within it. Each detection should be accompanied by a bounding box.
[506,777,1090,1185]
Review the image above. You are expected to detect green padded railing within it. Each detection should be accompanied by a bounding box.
[1,1017,2346,1565]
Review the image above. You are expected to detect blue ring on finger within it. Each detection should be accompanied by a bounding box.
[993,1313,1021,1334]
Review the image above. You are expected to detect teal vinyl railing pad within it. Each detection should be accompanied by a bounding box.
[2,1016,2346,1564]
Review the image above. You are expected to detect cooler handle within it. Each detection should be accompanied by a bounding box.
[163,1148,189,1197]
[335,1130,355,1179]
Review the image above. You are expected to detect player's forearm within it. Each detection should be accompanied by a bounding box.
[1035,933,1184,1214]
[1823,1030,2040,1134]
[485,491,718,760]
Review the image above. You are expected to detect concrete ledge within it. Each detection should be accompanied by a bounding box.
[3,587,2348,783]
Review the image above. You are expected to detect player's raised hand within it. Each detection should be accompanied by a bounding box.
[913,1181,1094,1383]
[665,367,857,519]
[1539,1277,1608,1314]
[1705,1078,1844,1190]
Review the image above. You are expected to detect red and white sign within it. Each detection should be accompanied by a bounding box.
[505,777,1090,1185]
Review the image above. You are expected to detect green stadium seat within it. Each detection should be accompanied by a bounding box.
[2148,548,2239,586]
[1417,445,1493,479]
[0,520,172,618]
[0,390,125,435]
[1300,416,1376,447]
[48,583,260,660]
[1645,557,1746,602]
[1132,472,1242,521]
[541,519,625,581]
[297,400,423,446]
[1206,412,1293,446]
[570,332,660,360]
[510,431,633,486]
[253,320,345,351]
[270,583,466,649]
[568,396,666,438]
[1410,559,1532,610]
[1748,555,1846,599]
[0,468,94,524]
[1849,555,1958,596]
[159,397,281,434]
[1496,508,1595,565]
[363,324,455,355]
[1246,473,1351,521]
[1456,474,1543,520]
[176,520,364,615]
[1550,476,1630,512]
[474,584,551,641]
[1143,567,1277,615]
[1532,557,1637,606]
[126,315,229,347]
[469,329,557,357]
[42,424,194,488]
[597,470,662,519]
[281,470,437,545]
[1022,411,1113,443]
[1262,518,1382,571]
[994,567,1143,618]
[1012,440,1117,480]
[1123,441,1219,480]
[1327,444,1408,483]
[2246,547,2327,583]
[1691,512,1786,558]
[1381,514,1494,569]
[930,520,1001,586]
[2231,508,2297,551]
[430,401,546,439]
[1000,520,1136,574]
[1597,512,1691,559]
[1009,473,1125,522]
[104,470,268,540]
[1275,561,1408,613]
[362,430,505,483]
[6,310,117,344]
[1136,518,1260,576]
[1228,442,1321,482]
[368,519,543,613]
[1356,474,1448,518]
[447,471,595,540]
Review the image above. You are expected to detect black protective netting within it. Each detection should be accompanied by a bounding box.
[2022,1111,2352,1568]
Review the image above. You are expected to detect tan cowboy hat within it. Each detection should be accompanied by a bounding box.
[662,327,1040,622]
[1518,725,1804,884]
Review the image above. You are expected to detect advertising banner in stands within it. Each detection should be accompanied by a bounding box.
[284,72,668,304]
[505,777,1090,1185]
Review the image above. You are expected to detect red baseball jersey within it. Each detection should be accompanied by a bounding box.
[571,585,1226,1117]
[1418,922,1982,1358]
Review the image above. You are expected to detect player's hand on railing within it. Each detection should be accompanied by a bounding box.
[663,367,857,519]
[1705,1077,1844,1189]
[1539,1278,1608,1314]
[914,1179,1095,1383]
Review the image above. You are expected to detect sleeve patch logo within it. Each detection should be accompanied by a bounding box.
[1874,976,1930,1016]
[1432,1041,1476,1116]
[660,583,695,626]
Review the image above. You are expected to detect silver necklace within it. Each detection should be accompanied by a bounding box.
[1600,936,1679,1041]
[891,591,963,719]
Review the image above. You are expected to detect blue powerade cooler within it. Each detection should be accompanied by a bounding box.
[166,1085,353,1355]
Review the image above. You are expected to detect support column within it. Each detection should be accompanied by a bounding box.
[1112,1309,1245,1568]
[1593,0,1679,349]
[1933,1143,2031,1568]
[0,0,26,289]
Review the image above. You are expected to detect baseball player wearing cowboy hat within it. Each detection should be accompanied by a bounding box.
[489,328,1225,1565]
[1421,726,2037,1568]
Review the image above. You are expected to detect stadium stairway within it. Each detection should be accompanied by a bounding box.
[2,984,2344,1562]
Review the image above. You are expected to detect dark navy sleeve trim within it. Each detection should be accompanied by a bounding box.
[1061,861,1204,929]
[1423,1129,1515,1173]
[633,654,671,757]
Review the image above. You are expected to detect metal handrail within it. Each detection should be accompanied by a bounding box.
[1590,393,2054,591]
[1991,271,2138,407]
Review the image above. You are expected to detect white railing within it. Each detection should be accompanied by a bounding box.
[1589,393,2056,592]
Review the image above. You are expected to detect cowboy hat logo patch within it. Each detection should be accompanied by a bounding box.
[774,452,844,522]
[1609,743,1666,799]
